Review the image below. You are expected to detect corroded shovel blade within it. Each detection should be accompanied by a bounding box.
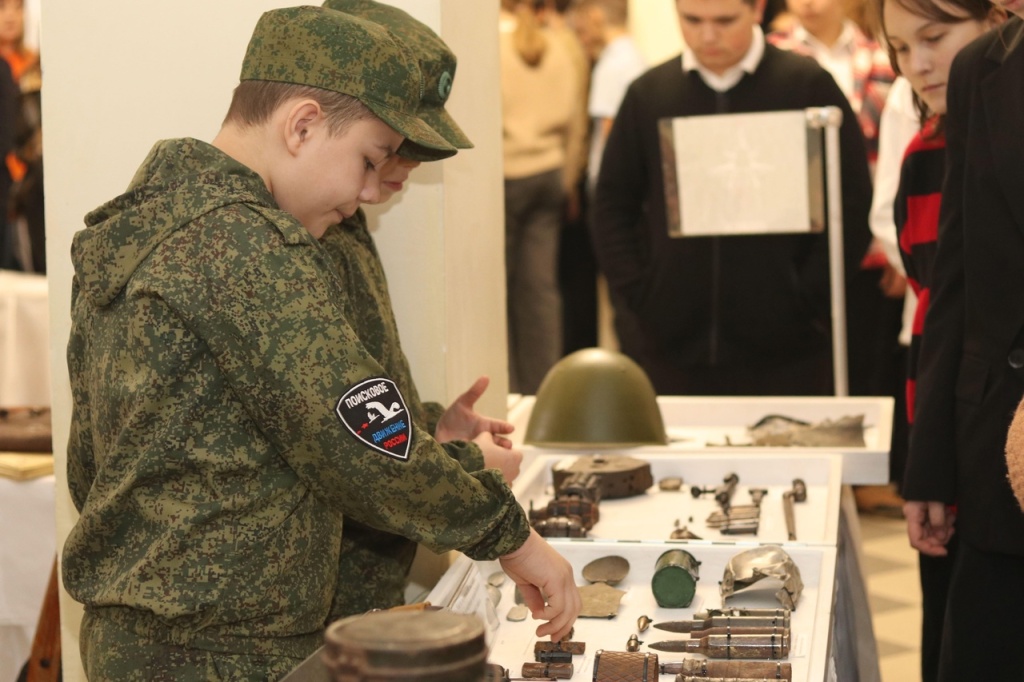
[578,582,627,618]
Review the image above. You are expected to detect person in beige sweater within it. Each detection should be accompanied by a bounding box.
[500,0,583,394]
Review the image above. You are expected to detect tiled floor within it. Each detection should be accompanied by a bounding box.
[859,511,922,682]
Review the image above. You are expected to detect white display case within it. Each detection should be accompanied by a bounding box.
[429,541,837,682]
[514,452,843,546]
[508,395,894,485]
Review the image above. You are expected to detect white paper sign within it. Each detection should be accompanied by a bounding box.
[666,110,821,237]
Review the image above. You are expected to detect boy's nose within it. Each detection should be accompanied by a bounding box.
[360,180,382,204]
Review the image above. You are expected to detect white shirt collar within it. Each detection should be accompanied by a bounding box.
[792,20,857,56]
[681,26,765,93]
[791,21,857,97]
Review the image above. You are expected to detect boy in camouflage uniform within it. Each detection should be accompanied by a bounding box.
[63,7,579,680]
[319,0,525,622]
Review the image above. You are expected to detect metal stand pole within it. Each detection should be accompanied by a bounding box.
[807,107,847,397]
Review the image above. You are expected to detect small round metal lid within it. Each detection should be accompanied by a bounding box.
[582,555,630,586]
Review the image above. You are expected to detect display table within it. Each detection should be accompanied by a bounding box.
[508,395,894,485]
[494,394,889,681]
[0,474,57,682]
[431,545,837,682]
[514,452,843,546]
[0,269,51,406]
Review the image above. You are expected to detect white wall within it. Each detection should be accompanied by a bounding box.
[630,0,685,66]
[40,1,503,678]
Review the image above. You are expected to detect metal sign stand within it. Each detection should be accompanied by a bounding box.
[806,106,847,397]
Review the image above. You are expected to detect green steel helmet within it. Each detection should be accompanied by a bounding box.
[525,348,668,448]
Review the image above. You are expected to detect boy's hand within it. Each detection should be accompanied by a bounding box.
[499,529,581,641]
[435,376,514,448]
[473,432,522,483]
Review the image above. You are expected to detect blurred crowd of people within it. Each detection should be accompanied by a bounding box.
[0,0,43,273]
[498,0,1024,679]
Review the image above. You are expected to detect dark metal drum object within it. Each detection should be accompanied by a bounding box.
[551,455,654,499]
[322,610,488,681]
[0,406,51,452]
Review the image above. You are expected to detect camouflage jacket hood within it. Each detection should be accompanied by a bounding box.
[73,138,279,308]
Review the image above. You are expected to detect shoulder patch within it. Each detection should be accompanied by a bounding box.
[336,377,412,461]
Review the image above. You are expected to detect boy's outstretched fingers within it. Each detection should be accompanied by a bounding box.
[532,586,580,641]
[498,530,581,641]
[435,375,517,443]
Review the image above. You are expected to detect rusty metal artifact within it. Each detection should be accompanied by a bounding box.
[557,471,602,503]
[647,632,790,659]
[651,548,701,608]
[653,610,791,633]
[322,610,487,681]
[675,671,778,675]
[535,640,585,656]
[582,555,630,586]
[552,455,654,499]
[670,520,702,540]
[534,649,572,664]
[529,470,601,535]
[721,547,804,610]
[531,515,586,538]
[782,479,807,541]
[521,661,573,679]
[695,608,792,619]
[661,658,793,680]
[659,476,684,491]
[529,497,599,530]
[691,472,739,512]
[0,406,52,452]
[578,582,628,618]
[746,413,866,447]
[592,650,660,682]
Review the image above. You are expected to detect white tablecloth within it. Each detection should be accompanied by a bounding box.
[0,269,51,406]
[0,474,56,681]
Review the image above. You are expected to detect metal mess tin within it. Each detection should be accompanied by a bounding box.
[323,610,488,681]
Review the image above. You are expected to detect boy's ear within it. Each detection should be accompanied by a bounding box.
[283,99,324,156]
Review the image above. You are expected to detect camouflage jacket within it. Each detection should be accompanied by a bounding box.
[319,215,485,618]
[63,138,528,657]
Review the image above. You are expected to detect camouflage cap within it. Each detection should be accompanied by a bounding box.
[241,6,456,156]
[323,0,474,162]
